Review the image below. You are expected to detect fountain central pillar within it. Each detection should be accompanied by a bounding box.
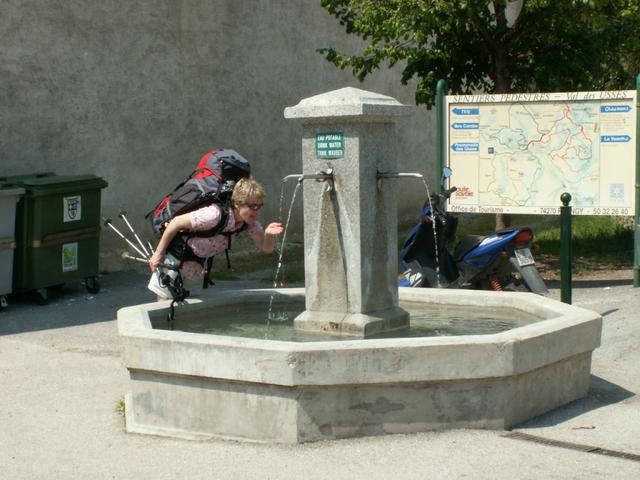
[284,87,414,336]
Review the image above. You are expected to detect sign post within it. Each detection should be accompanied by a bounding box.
[560,193,573,304]
[635,74,640,287]
[436,79,447,192]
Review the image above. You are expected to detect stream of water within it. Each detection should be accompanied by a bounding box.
[265,181,302,334]
[419,178,442,287]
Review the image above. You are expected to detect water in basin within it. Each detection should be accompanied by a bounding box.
[152,300,541,342]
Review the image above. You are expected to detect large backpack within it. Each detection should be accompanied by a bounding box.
[146,149,251,288]
[148,149,251,237]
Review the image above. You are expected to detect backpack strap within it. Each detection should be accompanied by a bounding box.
[220,222,247,269]
[166,207,248,289]
[203,257,215,289]
[166,235,214,289]
[190,202,230,238]
[223,222,248,250]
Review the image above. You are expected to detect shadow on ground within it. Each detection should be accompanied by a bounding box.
[0,269,280,336]
[0,270,154,335]
[515,375,635,430]
[546,278,634,290]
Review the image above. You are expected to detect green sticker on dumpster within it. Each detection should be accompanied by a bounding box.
[316,133,344,159]
[62,242,78,272]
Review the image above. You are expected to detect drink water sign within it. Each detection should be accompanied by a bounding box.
[316,133,344,159]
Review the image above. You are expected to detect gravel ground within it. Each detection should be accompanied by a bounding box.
[0,269,638,479]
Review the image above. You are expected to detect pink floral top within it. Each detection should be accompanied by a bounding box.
[181,204,263,278]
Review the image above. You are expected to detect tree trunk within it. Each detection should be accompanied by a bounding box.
[495,212,511,230]
[494,44,512,231]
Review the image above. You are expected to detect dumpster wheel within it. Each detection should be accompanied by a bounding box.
[85,276,100,294]
[35,288,49,305]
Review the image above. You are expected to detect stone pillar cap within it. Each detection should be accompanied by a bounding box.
[284,86,414,121]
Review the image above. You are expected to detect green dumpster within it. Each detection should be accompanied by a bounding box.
[0,186,25,310]
[11,175,108,303]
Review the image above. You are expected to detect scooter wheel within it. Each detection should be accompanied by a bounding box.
[503,278,531,293]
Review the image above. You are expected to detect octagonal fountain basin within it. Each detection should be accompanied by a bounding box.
[117,287,601,443]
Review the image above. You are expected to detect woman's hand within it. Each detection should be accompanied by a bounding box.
[149,251,165,272]
[265,222,284,236]
[148,214,192,272]
[257,222,284,253]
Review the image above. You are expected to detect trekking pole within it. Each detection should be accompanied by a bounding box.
[121,252,151,264]
[121,252,177,270]
[103,218,149,260]
[118,210,151,258]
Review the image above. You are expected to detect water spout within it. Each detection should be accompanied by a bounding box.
[377,170,442,285]
[282,168,335,191]
[376,171,424,190]
[377,171,424,180]
[282,174,304,183]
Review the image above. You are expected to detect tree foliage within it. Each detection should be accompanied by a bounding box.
[320,0,640,108]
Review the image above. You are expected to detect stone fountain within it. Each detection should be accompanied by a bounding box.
[118,87,602,443]
[287,86,411,336]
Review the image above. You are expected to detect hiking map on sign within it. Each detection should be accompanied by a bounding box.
[445,90,637,215]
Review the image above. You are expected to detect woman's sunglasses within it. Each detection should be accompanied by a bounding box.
[246,203,264,211]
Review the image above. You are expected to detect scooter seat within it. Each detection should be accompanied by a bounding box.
[453,235,484,262]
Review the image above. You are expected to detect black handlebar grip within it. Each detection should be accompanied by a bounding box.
[443,186,457,198]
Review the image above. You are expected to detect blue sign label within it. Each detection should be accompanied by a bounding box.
[452,108,479,115]
[601,135,631,143]
[452,122,479,130]
[451,143,479,152]
[600,105,631,113]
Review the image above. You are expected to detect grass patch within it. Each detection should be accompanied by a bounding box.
[115,399,125,416]
[262,261,306,285]
[210,243,305,283]
[534,216,633,267]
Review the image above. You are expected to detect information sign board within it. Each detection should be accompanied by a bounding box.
[446,90,637,215]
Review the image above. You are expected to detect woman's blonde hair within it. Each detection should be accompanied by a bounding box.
[232,177,266,205]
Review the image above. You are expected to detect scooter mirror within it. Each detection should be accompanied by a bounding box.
[442,166,453,178]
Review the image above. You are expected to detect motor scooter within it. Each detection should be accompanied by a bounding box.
[399,168,548,294]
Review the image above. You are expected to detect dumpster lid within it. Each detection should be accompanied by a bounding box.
[23,175,109,194]
[0,172,55,185]
[0,186,25,197]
